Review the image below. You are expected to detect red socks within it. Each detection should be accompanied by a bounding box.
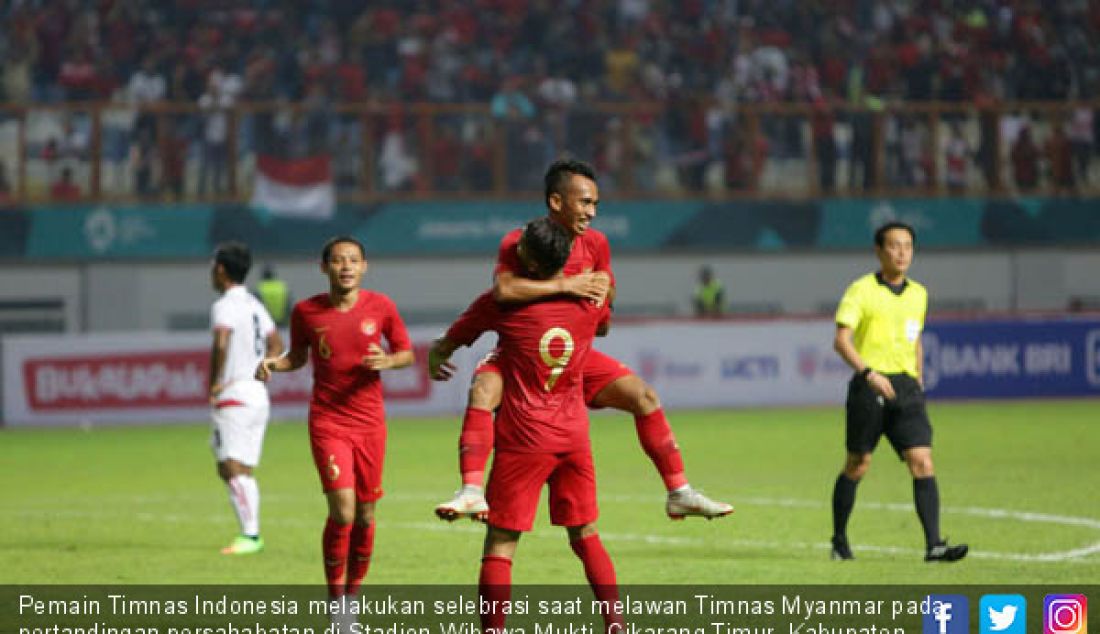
[479,537,621,634]
[634,409,688,491]
[322,518,352,598]
[345,521,375,595]
[571,534,624,633]
[478,555,513,633]
[459,407,494,486]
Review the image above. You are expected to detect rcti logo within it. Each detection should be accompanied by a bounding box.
[924,595,969,634]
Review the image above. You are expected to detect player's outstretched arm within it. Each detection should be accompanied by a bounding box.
[265,329,285,358]
[427,337,461,381]
[255,345,308,382]
[493,270,610,305]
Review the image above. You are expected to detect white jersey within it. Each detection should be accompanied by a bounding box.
[210,285,276,405]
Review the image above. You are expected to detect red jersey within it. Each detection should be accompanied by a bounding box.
[494,226,614,285]
[447,291,609,453]
[290,290,411,431]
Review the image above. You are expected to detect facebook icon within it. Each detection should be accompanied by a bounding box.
[924,595,970,634]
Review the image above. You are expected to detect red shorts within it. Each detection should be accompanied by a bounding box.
[474,348,633,407]
[486,449,598,532]
[309,424,386,503]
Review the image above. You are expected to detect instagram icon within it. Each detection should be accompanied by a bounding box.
[1045,595,1088,634]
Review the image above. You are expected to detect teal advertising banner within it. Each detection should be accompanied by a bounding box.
[353,200,702,255]
[9,197,1098,261]
[27,205,214,258]
[819,198,985,248]
[352,201,541,255]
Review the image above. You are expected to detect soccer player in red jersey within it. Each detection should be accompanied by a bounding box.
[430,218,623,634]
[255,236,414,614]
[435,159,732,522]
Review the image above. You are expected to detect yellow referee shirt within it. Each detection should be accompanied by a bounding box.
[835,272,927,378]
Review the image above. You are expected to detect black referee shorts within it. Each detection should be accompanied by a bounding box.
[845,372,932,459]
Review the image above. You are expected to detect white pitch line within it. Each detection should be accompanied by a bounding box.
[8,493,1100,564]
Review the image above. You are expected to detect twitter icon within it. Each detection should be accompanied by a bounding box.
[982,595,1027,634]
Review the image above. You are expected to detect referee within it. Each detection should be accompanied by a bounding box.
[829,221,967,562]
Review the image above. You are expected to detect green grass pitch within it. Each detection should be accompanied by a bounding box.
[1,400,1097,585]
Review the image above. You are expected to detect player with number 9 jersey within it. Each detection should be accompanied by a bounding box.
[428,218,623,634]
[445,291,608,458]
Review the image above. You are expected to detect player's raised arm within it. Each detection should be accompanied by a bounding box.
[428,291,500,381]
[428,336,461,381]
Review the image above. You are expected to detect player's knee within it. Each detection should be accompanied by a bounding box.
[605,375,659,415]
[637,384,662,413]
[326,494,357,525]
[216,462,231,481]
[566,524,598,542]
[483,527,520,557]
[468,374,502,410]
[328,505,355,525]
[355,504,375,526]
[844,455,871,480]
[908,456,934,478]
[224,460,251,479]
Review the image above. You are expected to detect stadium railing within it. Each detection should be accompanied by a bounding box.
[0,100,1097,203]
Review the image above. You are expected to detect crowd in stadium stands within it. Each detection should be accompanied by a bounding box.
[1,0,1098,197]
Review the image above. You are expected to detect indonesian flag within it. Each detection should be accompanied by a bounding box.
[250,153,336,220]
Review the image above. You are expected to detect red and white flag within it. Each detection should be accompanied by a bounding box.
[250,154,335,219]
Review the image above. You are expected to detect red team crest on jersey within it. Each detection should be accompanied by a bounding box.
[360,319,377,336]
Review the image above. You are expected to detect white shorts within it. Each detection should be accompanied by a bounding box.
[210,400,270,466]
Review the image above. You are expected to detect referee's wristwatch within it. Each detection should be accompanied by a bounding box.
[859,367,874,382]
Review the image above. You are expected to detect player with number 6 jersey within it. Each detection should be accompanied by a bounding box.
[256,236,414,627]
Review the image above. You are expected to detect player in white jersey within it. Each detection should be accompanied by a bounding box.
[209,242,284,555]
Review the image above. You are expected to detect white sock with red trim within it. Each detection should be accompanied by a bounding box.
[226,474,260,536]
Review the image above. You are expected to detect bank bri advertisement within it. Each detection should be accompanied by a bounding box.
[922,316,1100,399]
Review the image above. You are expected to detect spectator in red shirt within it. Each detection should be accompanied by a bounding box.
[1011,125,1041,191]
[50,166,81,201]
[1046,123,1075,194]
[0,163,15,206]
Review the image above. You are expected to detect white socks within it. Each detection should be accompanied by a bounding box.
[226,474,260,537]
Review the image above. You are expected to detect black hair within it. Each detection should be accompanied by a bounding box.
[520,217,573,279]
[874,221,916,247]
[321,235,366,262]
[544,158,597,208]
[214,241,252,284]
